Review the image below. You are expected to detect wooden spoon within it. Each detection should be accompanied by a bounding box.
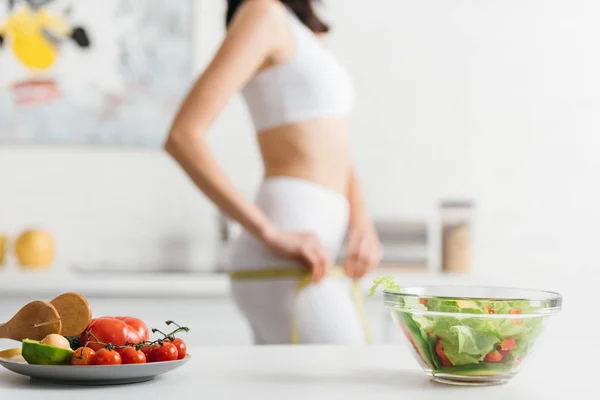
[0,300,62,341]
[49,292,92,337]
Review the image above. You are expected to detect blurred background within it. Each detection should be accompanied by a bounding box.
[1,0,598,347]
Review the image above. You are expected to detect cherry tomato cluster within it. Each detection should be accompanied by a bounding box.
[71,320,189,366]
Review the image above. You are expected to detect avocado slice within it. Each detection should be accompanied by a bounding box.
[21,339,74,365]
[396,311,440,370]
[438,362,512,376]
[455,300,478,309]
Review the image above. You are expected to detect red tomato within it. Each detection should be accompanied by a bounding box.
[435,341,453,367]
[120,346,147,364]
[81,318,129,351]
[71,347,95,366]
[94,348,122,365]
[148,342,178,363]
[508,309,522,325]
[514,357,523,368]
[483,306,495,314]
[500,338,517,351]
[484,350,505,363]
[140,344,157,357]
[81,317,149,351]
[114,317,149,343]
[167,338,187,360]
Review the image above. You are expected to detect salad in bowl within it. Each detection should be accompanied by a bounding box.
[370,277,562,386]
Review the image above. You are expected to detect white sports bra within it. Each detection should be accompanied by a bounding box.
[241,7,354,133]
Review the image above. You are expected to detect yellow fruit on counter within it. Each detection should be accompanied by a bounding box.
[0,234,6,266]
[14,229,55,269]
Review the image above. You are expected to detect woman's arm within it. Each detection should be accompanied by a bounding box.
[346,167,373,230]
[343,166,383,278]
[164,0,283,240]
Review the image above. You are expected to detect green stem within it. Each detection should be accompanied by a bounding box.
[151,328,169,337]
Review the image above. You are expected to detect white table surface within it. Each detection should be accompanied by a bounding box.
[0,333,595,400]
[0,272,590,399]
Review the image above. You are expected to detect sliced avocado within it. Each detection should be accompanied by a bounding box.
[438,362,512,376]
[456,300,478,309]
[21,339,74,366]
[396,311,440,369]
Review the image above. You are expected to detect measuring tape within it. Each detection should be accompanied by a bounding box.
[229,266,373,344]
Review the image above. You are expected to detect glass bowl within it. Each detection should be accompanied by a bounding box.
[382,285,562,386]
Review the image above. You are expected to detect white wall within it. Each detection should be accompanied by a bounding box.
[320,0,600,289]
[1,1,598,286]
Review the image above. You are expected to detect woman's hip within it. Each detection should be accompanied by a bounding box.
[227,176,350,271]
[229,272,371,344]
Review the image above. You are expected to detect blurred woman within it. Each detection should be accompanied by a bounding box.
[164,0,383,344]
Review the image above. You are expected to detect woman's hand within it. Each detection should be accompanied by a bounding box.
[262,228,330,283]
[343,225,383,280]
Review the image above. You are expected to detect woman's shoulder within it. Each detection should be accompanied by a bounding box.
[233,0,289,26]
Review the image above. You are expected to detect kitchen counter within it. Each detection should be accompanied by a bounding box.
[0,339,591,400]
[0,266,445,299]
[0,282,591,399]
[0,268,230,298]
[0,265,555,299]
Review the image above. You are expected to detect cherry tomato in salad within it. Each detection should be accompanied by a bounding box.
[71,347,96,366]
[120,346,147,364]
[514,357,523,368]
[483,350,505,363]
[500,338,517,351]
[435,341,453,367]
[165,338,187,360]
[508,309,522,325]
[483,306,495,314]
[148,342,178,363]
[93,348,122,365]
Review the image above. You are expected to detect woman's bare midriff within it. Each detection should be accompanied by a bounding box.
[257,118,352,196]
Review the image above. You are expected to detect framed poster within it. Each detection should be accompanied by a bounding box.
[0,0,195,147]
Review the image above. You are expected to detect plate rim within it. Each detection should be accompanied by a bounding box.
[0,352,191,381]
[0,353,191,367]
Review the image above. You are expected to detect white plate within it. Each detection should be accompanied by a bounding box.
[0,353,190,385]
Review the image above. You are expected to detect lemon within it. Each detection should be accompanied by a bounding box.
[15,229,55,269]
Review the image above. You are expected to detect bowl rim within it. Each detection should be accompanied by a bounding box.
[382,284,562,316]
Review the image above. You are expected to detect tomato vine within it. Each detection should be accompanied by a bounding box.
[74,320,190,359]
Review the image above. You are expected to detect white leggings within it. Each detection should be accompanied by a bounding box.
[227,177,370,345]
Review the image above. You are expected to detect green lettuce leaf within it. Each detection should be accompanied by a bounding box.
[488,301,513,315]
[368,276,402,296]
[487,319,527,338]
[427,317,501,366]
[403,296,428,312]
[426,299,460,313]
[451,325,500,356]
